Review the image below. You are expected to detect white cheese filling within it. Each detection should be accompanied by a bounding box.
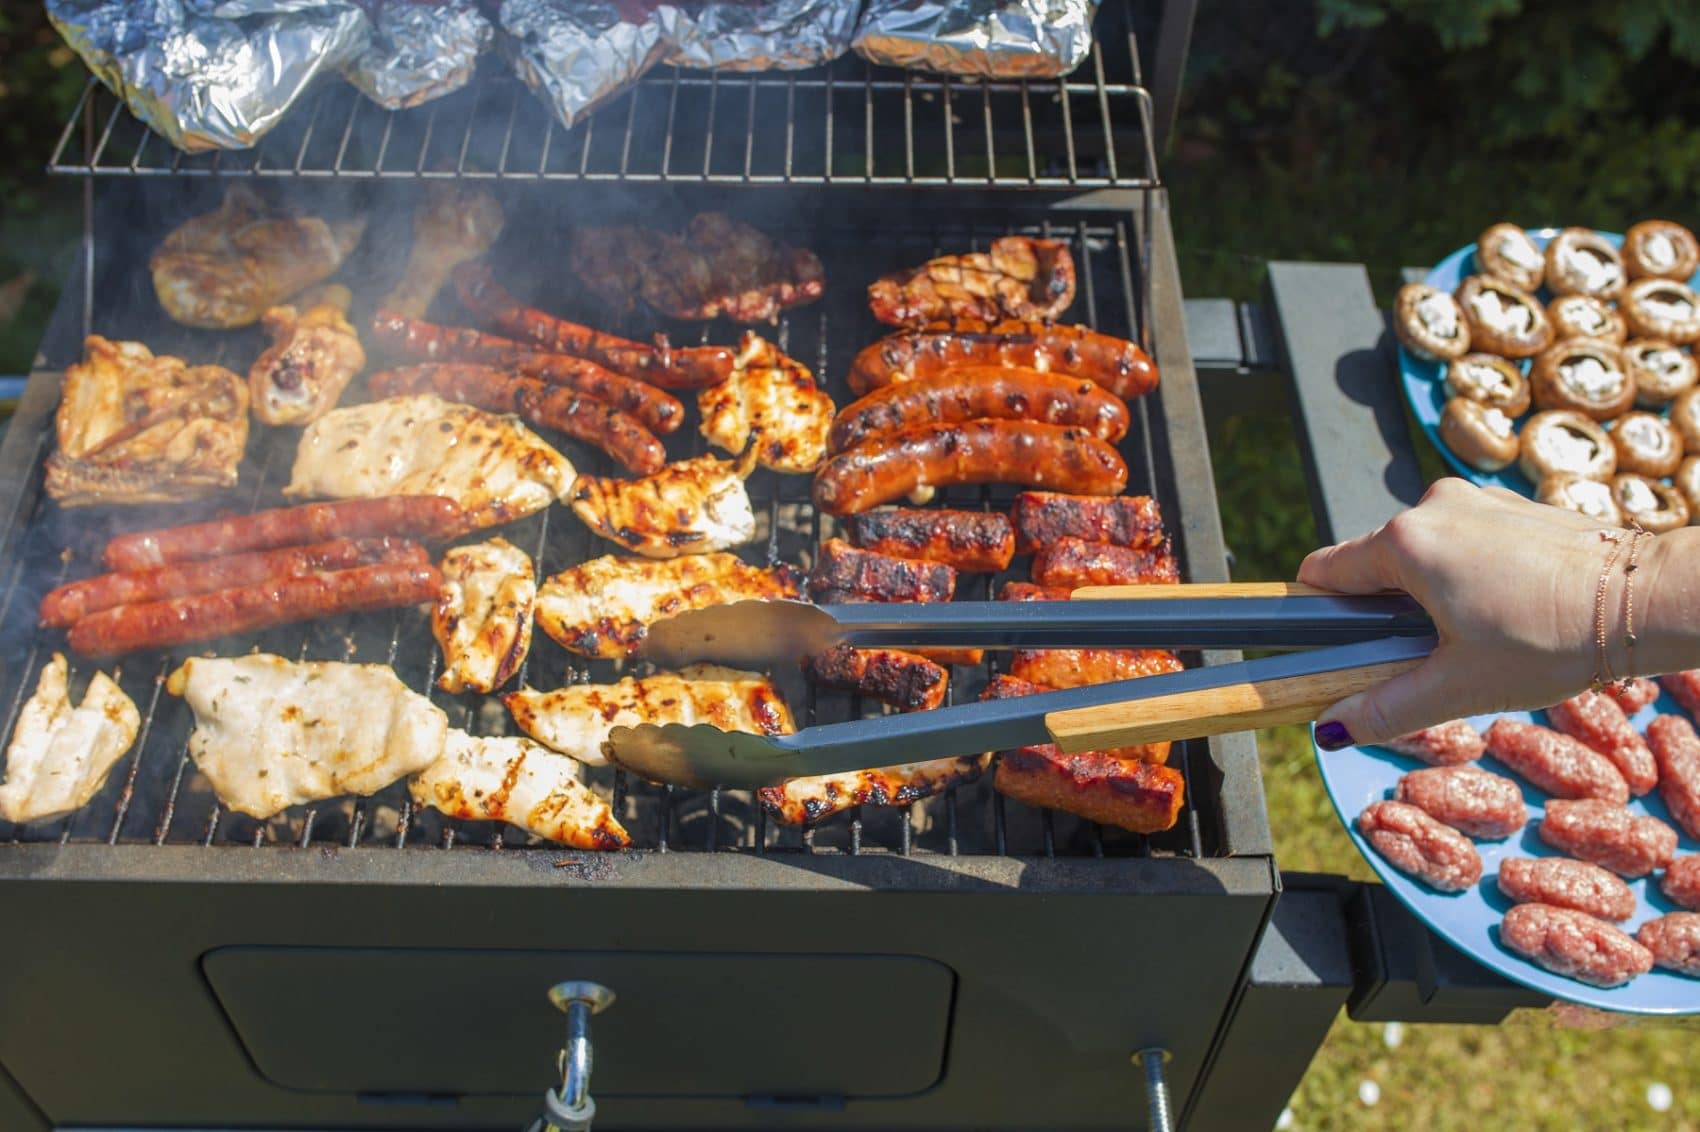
[1470,289,1533,335]
[1557,298,1608,334]
[1644,233,1678,272]
[1618,476,1661,514]
[1461,361,1515,398]
[1535,424,1602,472]
[1639,287,1697,324]
[1563,243,1622,293]
[1564,479,1619,519]
[1500,233,1543,271]
[1416,292,1460,338]
[1481,407,1514,439]
[1619,415,1671,457]
[1559,355,1624,401]
[1647,347,1690,377]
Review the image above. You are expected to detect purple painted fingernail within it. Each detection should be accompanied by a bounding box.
[1316,720,1355,751]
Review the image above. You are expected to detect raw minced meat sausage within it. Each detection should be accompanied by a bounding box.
[1394,765,1527,839]
[1604,677,1660,715]
[1545,691,1659,795]
[1484,718,1630,803]
[1538,799,1677,878]
[1662,856,1700,910]
[1660,671,1700,716]
[1637,913,1700,976]
[1356,800,1482,892]
[1499,903,1653,987]
[1381,720,1486,766]
[1647,713,1700,840]
[1496,857,1636,922]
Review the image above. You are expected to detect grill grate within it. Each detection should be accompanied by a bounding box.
[0,188,1211,859]
[46,11,1157,188]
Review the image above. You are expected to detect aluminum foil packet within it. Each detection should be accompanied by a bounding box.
[342,0,493,111]
[660,0,861,72]
[853,0,1100,78]
[46,0,372,153]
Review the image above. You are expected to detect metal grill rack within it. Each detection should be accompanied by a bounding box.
[47,7,1157,188]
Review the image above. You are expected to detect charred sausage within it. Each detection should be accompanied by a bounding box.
[1010,492,1166,555]
[1008,647,1182,689]
[827,367,1128,454]
[802,644,947,712]
[809,538,957,603]
[848,319,1159,401]
[103,496,466,572]
[812,421,1127,516]
[1029,536,1179,589]
[67,561,443,657]
[843,508,1015,573]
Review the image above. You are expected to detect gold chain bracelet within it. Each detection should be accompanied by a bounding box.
[1593,520,1649,693]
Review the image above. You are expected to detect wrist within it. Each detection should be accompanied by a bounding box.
[1627,527,1700,677]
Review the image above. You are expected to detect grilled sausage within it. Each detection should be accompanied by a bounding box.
[453,263,734,389]
[999,581,1071,602]
[67,561,443,657]
[827,367,1128,454]
[1356,799,1482,892]
[813,421,1128,516]
[369,311,684,434]
[844,508,1015,573]
[848,319,1159,401]
[368,363,665,475]
[103,496,467,572]
[1500,903,1653,987]
[1662,857,1700,910]
[1497,857,1636,922]
[1380,721,1486,766]
[1030,536,1179,590]
[40,537,426,629]
[1484,719,1630,803]
[809,538,957,603]
[1637,913,1700,976]
[1545,691,1658,795]
[1603,676,1661,715]
[980,673,1169,765]
[802,644,947,712]
[1010,491,1166,555]
[1008,646,1182,689]
[1538,799,1677,878]
[1394,765,1527,839]
[1649,712,1700,840]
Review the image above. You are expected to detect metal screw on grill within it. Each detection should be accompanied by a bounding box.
[531,981,615,1132]
[1133,1047,1173,1132]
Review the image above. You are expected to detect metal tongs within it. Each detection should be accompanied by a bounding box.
[602,583,1437,787]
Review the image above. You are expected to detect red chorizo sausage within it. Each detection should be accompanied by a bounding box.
[812,421,1128,516]
[67,561,443,657]
[369,311,684,434]
[828,367,1128,454]
[40,537,427,629]
[848,319,1159,401]
[843,508,1015,573]
[103,497,467,572]
[1010,492,1166,554]
[1029,536,1179,589]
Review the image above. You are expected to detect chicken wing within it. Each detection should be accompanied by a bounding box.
[249,287,366,425]
[378,184,505,318]
[569,450,757,558]
[409,731,629,850]
[433,537,536,694]
[0,654,139,824]
[698,333,834,474]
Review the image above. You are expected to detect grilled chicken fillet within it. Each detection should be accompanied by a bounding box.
[433,538,536,694]
[759,755,990,826]
[249,287,365,425]
[0,654,140,824]
[409,732,629,850]
[570,451,757,558]
[698,333,834,473]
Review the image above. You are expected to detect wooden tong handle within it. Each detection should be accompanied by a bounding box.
[1070,581,1341,600]
[1043,657,1422,751]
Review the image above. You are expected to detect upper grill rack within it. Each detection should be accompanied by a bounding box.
[47,13,1156,188]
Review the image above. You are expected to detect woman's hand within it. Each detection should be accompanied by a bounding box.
[1298,478,1617,749]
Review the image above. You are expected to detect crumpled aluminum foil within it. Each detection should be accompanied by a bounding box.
[853,0,1100,78]
[661,0,861,72]
[46,0,372,153]
[342,0,493,111]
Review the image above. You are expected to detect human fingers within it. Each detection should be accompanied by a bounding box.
[1313,649,1458,750]
[1297,529,1402,594]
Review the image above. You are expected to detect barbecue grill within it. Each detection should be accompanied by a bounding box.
[0,6,1355,1130]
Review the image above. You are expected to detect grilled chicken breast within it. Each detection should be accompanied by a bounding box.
[409,731,629,850]
[504,664,794,768]
[535,551,802,659]
[759,755,989,826]
[433,537,536,693]
[249,288,366,425]
[46,336,249,506]
[0,654,139,824]
[379,184,505,319]
[286,394,576,529]
[167,654,448,819]
[698,333,834,474]
[570,451,757,558]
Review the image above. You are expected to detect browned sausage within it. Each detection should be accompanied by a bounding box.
[103,497,467,572]
[843,508,1015,573]
[802,644,947,712]
[452,263,734,389]
[1010,492,1166,555]
[812,421,1128,516]
[827,367,1128,454]
[979,674,1169,765]
[848,319,1159,401]
[40,537,426,629]
[368,364,665,475]
[369,311,684,434]
[808,539,957,603]
[1008,647,1182,689]
[999,581,1071,602]
[67,561,443,657]
[1029,536,1179,589]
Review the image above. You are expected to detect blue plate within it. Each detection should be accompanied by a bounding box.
[1397,228,1700,497]
[1314,694,1700,1014]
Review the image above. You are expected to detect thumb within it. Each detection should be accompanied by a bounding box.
[1313,652,1456,750]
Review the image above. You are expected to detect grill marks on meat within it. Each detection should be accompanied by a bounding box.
[1484,719,1630,803]
[1538,799,1676,878]
[378,183,503,319]
[0,654,139,825]
[1637,913,1700,976]
[1500,903,1653,987]
[433,538,535,695]
[806,540,963,687]
[758,755,989,826]
[368,363,665,475]
[827,367,1128,455]
[535,552,802,660]
[868,238,1076,327]
[844,508,1015,573]
[803,644,947,712]
[1379,721,1486,766]
[504,664,793,769]
[1356,799,1483,892]
[46,336,249,507]
[1649,712,1700,840]
[809,539,956,603]
[1010,492,1165,556]
[848,318,1158,401]
[1394,765,1526,839]
[1497,857,1636,922]
[167,654,449,820]
[250,291,365,426]
[409,732,629,850]
[570,451,757,558]
[698,334,834,474]
[1546,691,1658,795]
[1029,536,1179,590]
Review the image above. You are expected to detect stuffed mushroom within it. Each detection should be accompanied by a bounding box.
[1394,283,1470,362]
[1620,278,1700,344]
[1519,410,1616,483]
[1623,220,1700,281]
[1548,294,1626,344]
[1612,474,1690,533]
[1475,223,1545,292]
[1454,275,1551,358]
[1675,456,1700,519]
[1538,472,1624,525]
[1673,387,1700,450]
[1530,338,1635,420]
[1439,397,1520,472]
[1544,228,1625,301]
[1609,411,1684,478]
[1624,338,1698,407]
[1443,353,1531,416]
